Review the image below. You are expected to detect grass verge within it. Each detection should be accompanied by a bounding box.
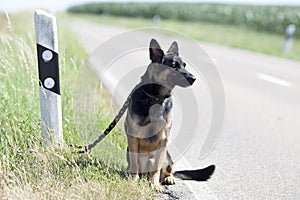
[0,12,154,200]
[67,13,300,61]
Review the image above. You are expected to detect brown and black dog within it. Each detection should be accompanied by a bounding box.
[125,39,215,191]
[79,39,215,191]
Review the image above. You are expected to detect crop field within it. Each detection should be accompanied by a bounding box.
[68,2,300,38]
[65,12,300,61]
[67,3,300,61]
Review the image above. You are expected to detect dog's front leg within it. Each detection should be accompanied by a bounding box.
[127,135,139,180]
[162,151,175,185]
[149,147,166,191]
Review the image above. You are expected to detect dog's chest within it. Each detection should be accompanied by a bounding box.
[125,92,173,140]
[130,88,172,120]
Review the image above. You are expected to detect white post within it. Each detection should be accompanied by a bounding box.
[34,9,63,147]
[284,24,296,53]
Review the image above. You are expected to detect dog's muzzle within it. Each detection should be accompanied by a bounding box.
[173,68,196,87]
[186,73,196,85]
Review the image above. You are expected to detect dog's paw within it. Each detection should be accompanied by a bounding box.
[162,176,175,185]
[151,183,165,192]
[129,173,139,181]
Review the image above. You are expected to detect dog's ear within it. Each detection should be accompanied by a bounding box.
[167,41,178,55]
[149,39,164,63]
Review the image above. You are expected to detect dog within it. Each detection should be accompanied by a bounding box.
[124,39,215,191]
[78,38,215,191]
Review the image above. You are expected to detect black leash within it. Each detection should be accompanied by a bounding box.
[71,95,131,154]
[70,82,166,154]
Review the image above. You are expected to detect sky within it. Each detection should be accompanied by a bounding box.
[1,0,300,13]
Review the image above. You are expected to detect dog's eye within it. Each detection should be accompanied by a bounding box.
[183,63,186,68]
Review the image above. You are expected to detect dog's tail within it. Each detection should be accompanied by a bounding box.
[174,165,215,181]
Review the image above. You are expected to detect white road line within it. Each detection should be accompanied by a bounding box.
[257,73,292,87]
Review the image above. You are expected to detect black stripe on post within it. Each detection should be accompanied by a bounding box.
[37,44,60,95]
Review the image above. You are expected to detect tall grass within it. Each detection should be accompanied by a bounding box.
[0,12,154,200]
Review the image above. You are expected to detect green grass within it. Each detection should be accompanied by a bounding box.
[67,13,300,61]
[0,12,154,199]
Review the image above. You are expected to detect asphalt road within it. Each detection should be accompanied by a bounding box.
[68,19,300,199]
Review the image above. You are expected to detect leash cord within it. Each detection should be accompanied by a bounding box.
[72,95,131,154]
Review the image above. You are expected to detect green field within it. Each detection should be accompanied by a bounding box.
[68,2,300,38]
[67,13,300,61]
[0,12,154,199]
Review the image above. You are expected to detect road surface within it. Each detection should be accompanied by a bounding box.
[68,19,300,199]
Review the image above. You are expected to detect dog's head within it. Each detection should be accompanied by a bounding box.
[146,39,196,88]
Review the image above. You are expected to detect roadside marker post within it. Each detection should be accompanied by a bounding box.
[34,9,63,147]
[284,24,296,53]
